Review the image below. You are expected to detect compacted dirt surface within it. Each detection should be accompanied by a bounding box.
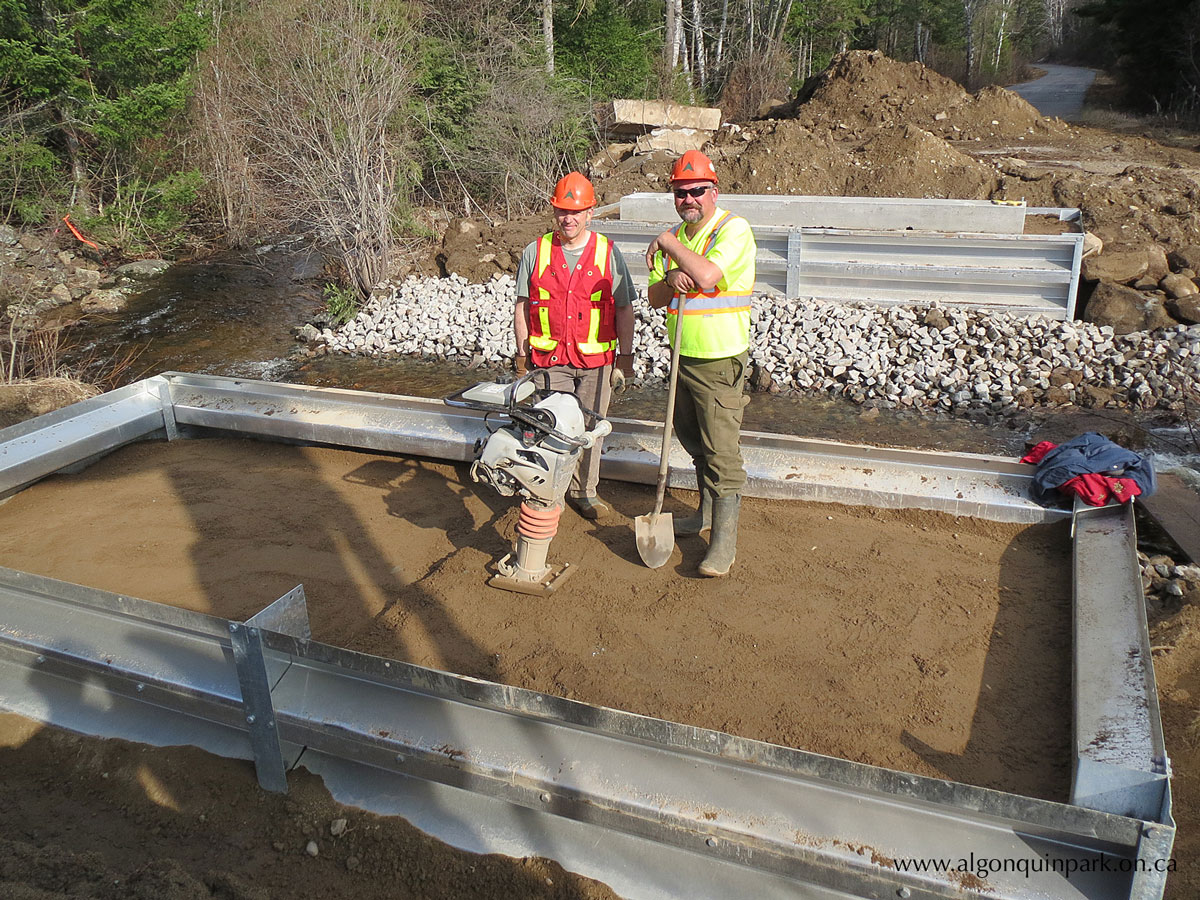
[0,436,1079,897]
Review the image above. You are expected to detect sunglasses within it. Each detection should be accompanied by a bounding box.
[672,186,711,199]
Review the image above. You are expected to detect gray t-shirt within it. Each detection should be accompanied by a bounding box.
[516,234,635,307]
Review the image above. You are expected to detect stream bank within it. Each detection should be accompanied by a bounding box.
[4,242,1187,472]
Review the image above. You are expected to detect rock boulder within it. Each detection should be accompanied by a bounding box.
[1161,272,1199,299]
[1167,245,1200,273]
[115,259,170,279]
[1167,295,1200,324]
[80,289,129,312]
[1081,249,1148,284]
[1083,281,1177,334]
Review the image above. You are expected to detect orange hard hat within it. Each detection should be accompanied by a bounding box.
[550,172,596,210]
[670,150,718,185]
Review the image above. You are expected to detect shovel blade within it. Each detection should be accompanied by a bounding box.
[635,512,674,568]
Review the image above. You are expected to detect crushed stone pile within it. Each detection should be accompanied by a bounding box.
[322,274,1200,416]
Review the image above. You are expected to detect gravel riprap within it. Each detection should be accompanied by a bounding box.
[321,273,1200,414]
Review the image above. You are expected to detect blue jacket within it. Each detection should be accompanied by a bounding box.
[1031,432,1156,505]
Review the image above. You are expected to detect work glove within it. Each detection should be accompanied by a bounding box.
[514,354,529,377]
[611,354,635,393]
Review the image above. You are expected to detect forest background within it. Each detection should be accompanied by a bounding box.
[2,0,1198,296]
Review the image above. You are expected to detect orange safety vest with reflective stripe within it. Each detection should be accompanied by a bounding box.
[527,231,617,369]
[664,211,754,359]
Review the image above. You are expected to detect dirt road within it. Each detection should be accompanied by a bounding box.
[1009,63,1099,120]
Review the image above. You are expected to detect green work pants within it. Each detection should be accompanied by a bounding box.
[673,351,748,499]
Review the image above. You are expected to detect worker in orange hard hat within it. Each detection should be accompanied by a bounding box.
[514,172,637,520]
[645,150,757,577]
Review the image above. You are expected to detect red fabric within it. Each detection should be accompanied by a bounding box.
[1107,476,1142,502]
[527,232,615,369]
[1059,473,1110,506]
[1058,473,1143,506]
[1021,441,1057,465]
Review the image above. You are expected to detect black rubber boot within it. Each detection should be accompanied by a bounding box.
[698,495,740,577]
[674,463,713,535]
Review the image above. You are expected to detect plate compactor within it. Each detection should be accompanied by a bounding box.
[445,372,612,596]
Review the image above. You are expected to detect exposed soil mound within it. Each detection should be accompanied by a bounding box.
[966,84,1048,138]
[783,50,1055,141]
[788,50,970,130]
[437,217,544,283]
[844,125,998,198]
[711,122,998,199]
[714,122,850,195]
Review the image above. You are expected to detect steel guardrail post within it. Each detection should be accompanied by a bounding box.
[786,231,802,298]
[155,377,179,440]
[229,620,289,793]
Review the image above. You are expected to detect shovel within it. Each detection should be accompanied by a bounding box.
[635,294,687,568]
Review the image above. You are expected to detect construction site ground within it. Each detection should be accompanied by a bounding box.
[0,436,1078,898]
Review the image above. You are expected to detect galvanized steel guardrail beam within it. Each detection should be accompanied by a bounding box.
[618,192,1032,233]
[0,565,1174,900]
[0,372,1064,522]
[1072,500,1171,823]
[0,379,169,500]
[158,373,1062,523]
[594,220,1083,319]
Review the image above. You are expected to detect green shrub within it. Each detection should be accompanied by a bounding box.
[324,282,360,326]
[554,0,657,98]
[0,134,63,226]
[82,169,204,252]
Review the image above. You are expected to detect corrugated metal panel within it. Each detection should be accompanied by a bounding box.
[595,221,1083,319]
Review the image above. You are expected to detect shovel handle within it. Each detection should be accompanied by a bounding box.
[652,295,686,518]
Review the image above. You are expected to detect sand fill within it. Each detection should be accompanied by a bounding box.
[0,436,1073,801]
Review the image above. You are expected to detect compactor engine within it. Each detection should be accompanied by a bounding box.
[445,374,611,595]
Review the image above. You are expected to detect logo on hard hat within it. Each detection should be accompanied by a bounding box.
[670,150,718,185]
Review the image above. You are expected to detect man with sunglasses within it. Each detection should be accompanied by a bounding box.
[645,150,757,577]
[514,172,637,520]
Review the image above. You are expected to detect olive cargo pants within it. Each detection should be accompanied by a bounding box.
[673,351,748,499]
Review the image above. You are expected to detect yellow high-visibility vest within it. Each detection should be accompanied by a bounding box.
[654,210,756,359]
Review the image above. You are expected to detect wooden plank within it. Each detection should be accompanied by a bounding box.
[1139,473,1200,563]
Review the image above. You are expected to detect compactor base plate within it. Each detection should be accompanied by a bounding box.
[489,560,574,596]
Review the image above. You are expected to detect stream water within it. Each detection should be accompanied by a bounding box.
[60,247,1200,472]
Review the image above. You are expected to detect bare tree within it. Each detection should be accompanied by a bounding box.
[543,0,555,74]
[666,0,680,68]
[191,1,258,246]
[991,0,1016,70]
[693,0,708,88]
[963,0,981,87]
[194,0,415,296]
[715,0,730,68]
[1045,0,1067,46]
